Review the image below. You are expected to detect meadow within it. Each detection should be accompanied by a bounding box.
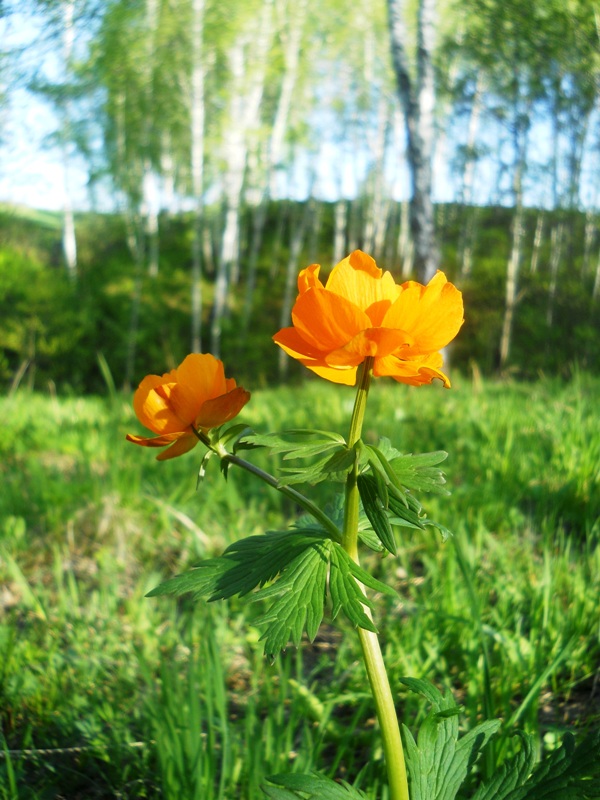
[1,371,599,799]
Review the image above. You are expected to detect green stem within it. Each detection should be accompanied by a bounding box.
[193,427,342,543]
[223,452,342,543]
[343,358,410,800]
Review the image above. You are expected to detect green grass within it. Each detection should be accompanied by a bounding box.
[0,374,599,798]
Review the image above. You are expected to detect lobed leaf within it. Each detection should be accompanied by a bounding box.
[357,473,396,554]
[262,772,369,799]
[400,678,501,800]
[253,540,330,655]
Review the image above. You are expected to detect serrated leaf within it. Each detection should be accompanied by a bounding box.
[328,544,378,632]
[389,451,451,495]
[470,732,537,800]
[262,772,369,799]
[278,447,355,487]
[146,529,325,602]
[254,540,330,655]
[242,430,345,458]
[400,678,501,800]
[502,729,600,800]
[357,473,396,554]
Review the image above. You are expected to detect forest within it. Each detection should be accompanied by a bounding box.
[1,0,599,393]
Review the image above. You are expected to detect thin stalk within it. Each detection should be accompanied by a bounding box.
[343,358,410,800]
[192,426,342,543]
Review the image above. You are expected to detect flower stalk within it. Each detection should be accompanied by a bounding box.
[343,358,410,800]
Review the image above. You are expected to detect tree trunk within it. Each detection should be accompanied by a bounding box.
[499,96,529,369]
[387,0,439,282]
[333,199,347,264]
[269,0,306,198]
[529,211,544,274]
[61,0,77,278]
[278,201,312,378]
[211,2,273,355]
[546,221,564,326]
[458,77,483,277]
[190,0,205,353]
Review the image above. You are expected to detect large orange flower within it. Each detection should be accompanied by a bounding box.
[273,250,464,387]
[126,353,250,460]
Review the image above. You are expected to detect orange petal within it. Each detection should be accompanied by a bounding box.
[195,387,251,430]
[126,431,185,447]
[156,433,199,461]
[291,288,370,352]
[169,354,225,424]
[298,264,324,293]
[325,250,400,313]
[374,353,451,387]
[326,328,413,365]
[273,326,330,360]
[383,272,464,356]
[306,364,358,385]
[140,380,189,434]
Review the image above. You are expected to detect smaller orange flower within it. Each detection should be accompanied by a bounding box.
[273,250,464,387]
[126,353,250,460]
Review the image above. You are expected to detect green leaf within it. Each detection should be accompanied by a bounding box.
[242,429,345,458]
[262,772,369,799]
[400,678,501,800]
[469,732,537,800]
[253,539,330,655]
[328,544,378,633]
[357,473,396,554]
[388,450,451,495]
[146,529,326,602]
[501,729,600,800]
[278,446,356,487]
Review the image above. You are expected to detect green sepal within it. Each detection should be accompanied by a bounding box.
[262,772,369,799]
[400,678,501,800]
[357,473,397,554]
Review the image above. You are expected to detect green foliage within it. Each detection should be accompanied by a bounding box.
[401,679,501,800]
[263,773,369,799]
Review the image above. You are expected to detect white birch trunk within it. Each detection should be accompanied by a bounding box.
[61,0,77,278]
[387,0,439,282]
[190,0,205,353]
[546,222,564,326]
[269,0,306,199]
[333,199,347,265]
[529,211,544,274]
[459,78,483,277]
[211,2,273,356]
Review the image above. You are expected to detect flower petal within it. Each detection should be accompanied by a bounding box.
[195,387,251,430]
[306,364,358,385]
[169,354,226,424]
[383,272,464,355]
[156,433,199,461]
[273,326,329,360]
[325,327,413,365]
[298,263,324,293]
[139,380,189,434]
[125,431,184,447]
[326,250,400,313]
[291,288,370,352]
[374,352,451,387]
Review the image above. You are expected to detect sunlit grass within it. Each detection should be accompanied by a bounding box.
[0,374,598,797]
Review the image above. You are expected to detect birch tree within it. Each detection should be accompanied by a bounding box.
[387,0,439,282]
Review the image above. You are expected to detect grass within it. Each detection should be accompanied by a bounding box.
[0,373,599,798]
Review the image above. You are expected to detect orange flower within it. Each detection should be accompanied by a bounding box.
[273,250,464,387]
[126,353,250,460]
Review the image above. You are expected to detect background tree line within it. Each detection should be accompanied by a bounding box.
[0,0,599,392]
